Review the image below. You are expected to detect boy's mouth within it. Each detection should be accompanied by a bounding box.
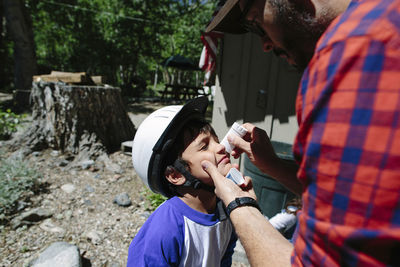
[217,155,230,166]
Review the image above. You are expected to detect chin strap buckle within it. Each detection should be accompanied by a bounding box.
[173,159,215,193]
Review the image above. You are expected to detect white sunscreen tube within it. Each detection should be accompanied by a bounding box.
[220,122,248,154]
[226,168,245,186]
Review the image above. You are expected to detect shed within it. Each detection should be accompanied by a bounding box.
[212,33,302,218]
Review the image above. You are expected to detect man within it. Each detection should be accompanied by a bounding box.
[202,0,400,266]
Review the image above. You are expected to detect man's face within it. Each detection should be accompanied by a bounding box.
[181,131,232,186]
[240,0,330,71]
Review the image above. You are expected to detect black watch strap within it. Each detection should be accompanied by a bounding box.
[226,197,261,216]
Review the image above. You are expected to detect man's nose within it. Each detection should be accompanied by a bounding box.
[260,36,274,52]
[263,44,273,52]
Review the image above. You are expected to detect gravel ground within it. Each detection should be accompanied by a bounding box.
[0,146,150,267]
[0,99,249,267]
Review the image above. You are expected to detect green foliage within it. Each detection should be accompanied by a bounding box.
[143,188,167,210]
[17,0,216,96]
[0,155,41,217]
[0,109,24,140]
[20,246,30,253]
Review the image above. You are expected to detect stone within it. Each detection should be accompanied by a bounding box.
[32,151,41,157]
[28,242,81,267]
[50,150,60,157]
[59,160,69,167]
[11,208,53,229]
[85,185,95,193]
[113,193,131,207]
[64,210,73,220]
[80,160,95,170]
[61,184,76,194]
[39,219,65,234]
[83,230,103,245]
[105,162,123,174]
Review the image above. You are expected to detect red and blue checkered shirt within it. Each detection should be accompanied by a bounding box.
[292,0,400,265]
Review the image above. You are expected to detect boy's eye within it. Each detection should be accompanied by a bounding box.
[201,144,208,150]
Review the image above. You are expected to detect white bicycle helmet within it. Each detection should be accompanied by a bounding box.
[132,97,209,197]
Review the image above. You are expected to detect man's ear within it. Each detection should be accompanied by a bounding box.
[165,166,186,186]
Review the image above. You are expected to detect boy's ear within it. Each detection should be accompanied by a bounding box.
[165,166,186,186]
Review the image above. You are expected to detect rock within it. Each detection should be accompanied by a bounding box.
[17,200,30,211]
[83,230,103,245]
[80,160,95,170]
[113,174,122,180]
[11,208,53,229]
[59,160,69,167]
[39,219,65,234]
[32,151,41,157]
[64,210,73,220]
[105,162,123,174]
[113,193,131,207]
[10,148,31,160]
[41,199,52,207]
[98,154,123,174]
[65,155,75,161]
[50,150,60,157]
[61,184,76,194]
[85,185,95,193]
[28,242,81,267]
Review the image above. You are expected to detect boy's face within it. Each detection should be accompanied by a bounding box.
[181,131,231,186]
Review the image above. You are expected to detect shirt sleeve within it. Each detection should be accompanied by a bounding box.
[127,204,184,267]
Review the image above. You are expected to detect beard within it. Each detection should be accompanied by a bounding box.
[268,0,334,72]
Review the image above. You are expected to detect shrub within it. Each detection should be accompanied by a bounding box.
[0,155,41,217]
[143,189,167,210]
[0,109,24,140]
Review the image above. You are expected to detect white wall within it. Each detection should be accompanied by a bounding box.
[212,33,302,165]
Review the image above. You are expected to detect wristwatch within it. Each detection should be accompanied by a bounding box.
[226,197,261,216]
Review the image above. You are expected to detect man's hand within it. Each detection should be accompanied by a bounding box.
[201,160,257,207]
[228,123,302,195]
[230,123,279,175]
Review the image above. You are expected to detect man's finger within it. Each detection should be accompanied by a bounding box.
[201,160,225,183]
[242,123,256,133]
[228,134,251,155]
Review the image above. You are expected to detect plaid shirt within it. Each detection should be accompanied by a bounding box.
[292,0,400,266]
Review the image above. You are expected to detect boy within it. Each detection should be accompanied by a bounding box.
[128,97,237,266]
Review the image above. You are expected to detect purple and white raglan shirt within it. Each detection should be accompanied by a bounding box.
[127,196,237,267]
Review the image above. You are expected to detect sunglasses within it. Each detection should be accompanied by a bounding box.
[239,0,266,37]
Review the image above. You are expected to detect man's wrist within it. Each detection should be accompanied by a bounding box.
[226,197,261,216]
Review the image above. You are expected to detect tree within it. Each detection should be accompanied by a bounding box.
[2,0,37,94]
[6,0,216,97]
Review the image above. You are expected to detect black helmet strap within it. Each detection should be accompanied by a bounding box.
[173,159,215,193]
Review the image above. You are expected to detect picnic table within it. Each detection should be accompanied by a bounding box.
[161,83,209,100]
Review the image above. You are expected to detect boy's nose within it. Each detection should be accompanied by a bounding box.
[215,142,226,154]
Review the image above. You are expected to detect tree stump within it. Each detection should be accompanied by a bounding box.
[11,82,136,161]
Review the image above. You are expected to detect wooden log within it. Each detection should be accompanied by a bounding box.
[11,82,136,160]
[91,76,107,85]
[33,71,94,85]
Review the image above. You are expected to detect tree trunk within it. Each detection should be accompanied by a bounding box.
[11,82,136,161]
[3,0,37,105]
